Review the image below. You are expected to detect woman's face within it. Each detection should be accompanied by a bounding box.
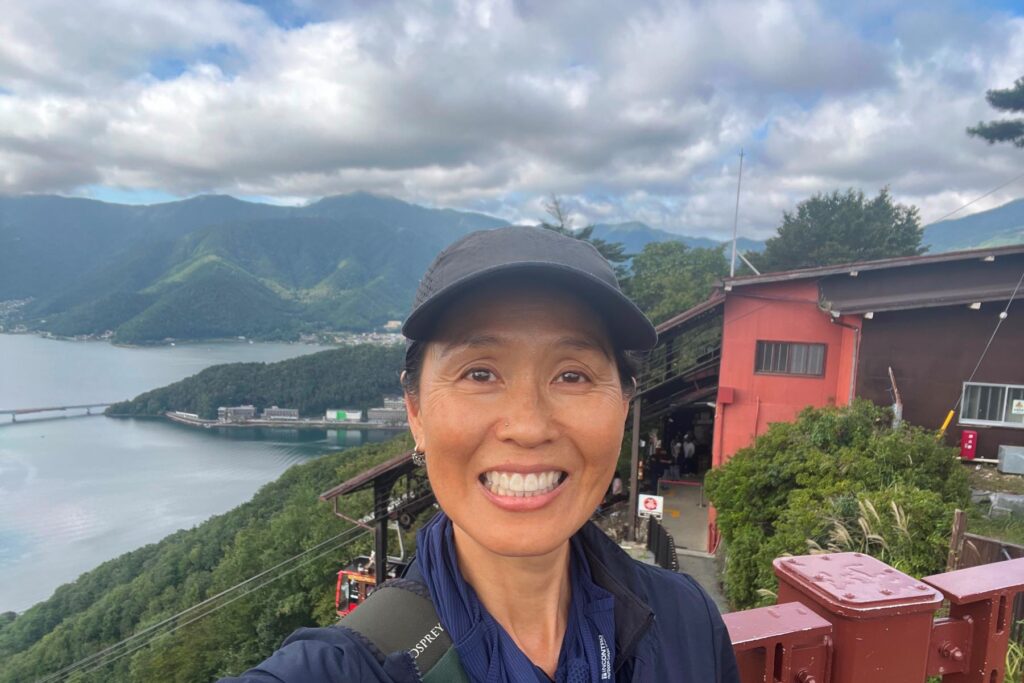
[407,283,631,558]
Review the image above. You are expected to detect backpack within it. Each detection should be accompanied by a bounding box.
[340,578,469,682]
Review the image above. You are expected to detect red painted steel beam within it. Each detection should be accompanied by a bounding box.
[723,601,833,683]
[773,553,943,683]
[924,556,1024,683]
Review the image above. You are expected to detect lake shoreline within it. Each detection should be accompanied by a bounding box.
[0,335,350,612]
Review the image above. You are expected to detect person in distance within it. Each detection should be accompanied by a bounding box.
[221,225,739,682]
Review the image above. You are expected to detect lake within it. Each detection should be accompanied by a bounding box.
[0,335,392,613]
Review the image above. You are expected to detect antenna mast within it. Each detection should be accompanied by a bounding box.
[729,149,744,277]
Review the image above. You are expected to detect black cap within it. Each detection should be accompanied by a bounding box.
[402,225,657,350]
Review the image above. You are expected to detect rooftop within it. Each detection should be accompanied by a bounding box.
[721,243,1024,290]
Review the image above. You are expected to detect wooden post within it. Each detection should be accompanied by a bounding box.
[947,508,967,572]
[627,399,641,541]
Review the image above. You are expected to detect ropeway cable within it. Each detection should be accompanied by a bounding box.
[38,525,370,682]
[68,529,372,681]
[37,524,368,679]
[926,170,1024,225]
[939,267,1024,434]
[38,486,440,683]
[35,522,371,683]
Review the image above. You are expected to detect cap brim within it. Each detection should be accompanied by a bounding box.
[402,261,657,350]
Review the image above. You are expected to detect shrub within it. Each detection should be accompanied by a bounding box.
[705,400,968,609]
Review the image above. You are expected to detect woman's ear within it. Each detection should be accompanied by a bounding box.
[404,390,425,450]
[619,378,635,420]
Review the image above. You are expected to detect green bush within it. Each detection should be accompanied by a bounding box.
[705,400,968,610]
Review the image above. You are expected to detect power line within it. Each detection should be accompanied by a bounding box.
[927,170,1024,225]
[37,524,370,683]
[946,267,1024,419]
[70,530,371,681]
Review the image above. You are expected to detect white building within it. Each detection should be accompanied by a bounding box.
[325,409,364,422]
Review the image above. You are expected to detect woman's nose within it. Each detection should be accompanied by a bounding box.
[497,380,557,447]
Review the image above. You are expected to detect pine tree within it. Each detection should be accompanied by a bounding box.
[540,195,630,279]
[967,76,1024,148]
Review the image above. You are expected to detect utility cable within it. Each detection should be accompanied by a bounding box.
[37,523,369,683]
[70,530,371,681]
[926,170,1024,225]
[939,267,1024,434]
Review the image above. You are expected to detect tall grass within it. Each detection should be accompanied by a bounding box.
[1007,626,1024,682]
[806,498,913,569]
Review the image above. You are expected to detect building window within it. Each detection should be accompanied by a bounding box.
[960,382,1024,429]
[755,341,826,376]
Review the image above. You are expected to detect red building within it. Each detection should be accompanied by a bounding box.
[631,244,1024,551]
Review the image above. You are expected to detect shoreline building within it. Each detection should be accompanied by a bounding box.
[325,409,364,422]
[262,406,299,421]
[217,405,257,422]
[368,397,408,425]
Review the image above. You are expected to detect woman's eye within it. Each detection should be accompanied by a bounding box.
[557,371,589,384]
[465,368,495,382]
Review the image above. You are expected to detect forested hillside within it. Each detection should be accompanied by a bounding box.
[923,197,1024,252]
[0,435,415,682]
[107,345,404,419]
[1,192,763,344]
[7,190,1019,343]
[591,222,764,256]
[1,192,505,343]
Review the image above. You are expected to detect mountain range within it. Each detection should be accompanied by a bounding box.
[0,193,504,342]
[922,197,1024,253]
[0,192,1019,342]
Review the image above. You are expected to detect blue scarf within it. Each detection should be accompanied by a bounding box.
[416,512,616,683]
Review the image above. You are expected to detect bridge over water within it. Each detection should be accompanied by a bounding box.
[0,403,113,423]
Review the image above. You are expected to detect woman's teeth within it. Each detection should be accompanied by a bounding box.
[482,470,564,497]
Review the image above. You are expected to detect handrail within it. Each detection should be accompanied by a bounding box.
[645,517,678,572]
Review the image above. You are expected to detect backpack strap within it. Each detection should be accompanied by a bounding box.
[339,578,468,682]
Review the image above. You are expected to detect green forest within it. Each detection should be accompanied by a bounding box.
[107,344,405,419]
[0,435,415,683]
[1,194,504,343]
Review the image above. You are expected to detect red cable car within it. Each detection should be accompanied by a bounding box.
[335,556,376,617]
[335,554,409,617]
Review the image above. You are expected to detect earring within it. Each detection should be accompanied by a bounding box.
[412,448,426,467]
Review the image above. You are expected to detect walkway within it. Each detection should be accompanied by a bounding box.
[657,478,708,552]
[656,477,730,612]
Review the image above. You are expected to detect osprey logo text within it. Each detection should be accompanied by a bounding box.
[408,623,445,659]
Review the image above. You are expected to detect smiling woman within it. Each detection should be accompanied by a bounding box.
[221,226,739,683]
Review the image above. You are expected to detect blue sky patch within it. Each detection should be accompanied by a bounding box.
[80,186,180,205]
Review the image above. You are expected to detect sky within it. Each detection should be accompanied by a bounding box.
[1,0,1022,240]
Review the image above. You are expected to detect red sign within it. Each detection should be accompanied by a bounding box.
[637,494,664,519]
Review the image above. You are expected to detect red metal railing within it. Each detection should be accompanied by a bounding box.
[722,552,1024,683]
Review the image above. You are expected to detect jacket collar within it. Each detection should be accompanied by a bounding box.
[576,522,655,672]
[404,521,655,673]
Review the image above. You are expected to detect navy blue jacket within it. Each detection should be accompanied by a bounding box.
[220,522,740,682]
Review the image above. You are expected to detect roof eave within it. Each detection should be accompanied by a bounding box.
[721,244,1024,290]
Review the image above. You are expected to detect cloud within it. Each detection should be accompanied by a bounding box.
[0,0,1021,239]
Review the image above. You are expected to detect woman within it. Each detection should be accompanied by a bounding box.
[223,225,739,682]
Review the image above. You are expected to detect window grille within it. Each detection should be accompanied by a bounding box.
[755,341,826,376]
[961,382,1024,428]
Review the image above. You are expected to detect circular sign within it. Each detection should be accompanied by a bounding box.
[643,497,658,510]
